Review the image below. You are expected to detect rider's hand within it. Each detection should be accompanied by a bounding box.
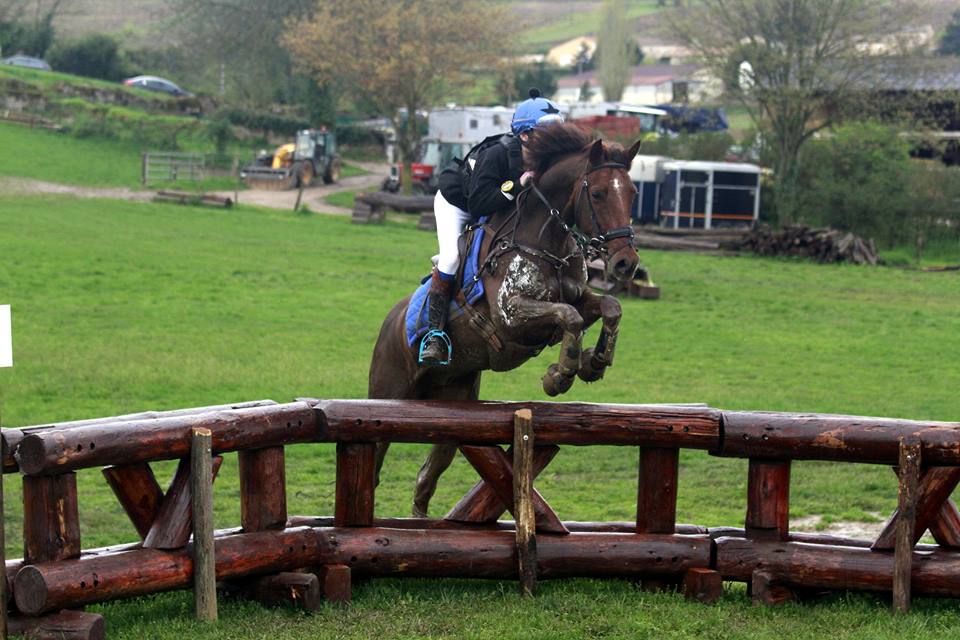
[519,171,535,187]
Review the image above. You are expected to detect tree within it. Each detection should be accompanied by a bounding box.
[939,10,960,56]
[283,0,514,167]
[166,0,315,106]
[48,34,126,81]
[596,0,632,102]
[0,0,65,57]
[666,0,918,221]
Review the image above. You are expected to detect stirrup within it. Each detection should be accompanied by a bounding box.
[418,329,453,366]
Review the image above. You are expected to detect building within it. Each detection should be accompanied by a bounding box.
[545,36,597,69]
[553,64,719,105]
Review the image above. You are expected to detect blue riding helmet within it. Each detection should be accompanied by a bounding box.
[511,88,564,136]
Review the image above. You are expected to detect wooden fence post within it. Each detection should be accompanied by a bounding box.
[893,438,921,614]
[513,409,536,597]
[745,459,791,541]
[191,428,217,621]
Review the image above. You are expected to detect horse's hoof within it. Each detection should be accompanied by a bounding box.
[412,504,428,518]
[578,347,606,383]
[542,363,575,396]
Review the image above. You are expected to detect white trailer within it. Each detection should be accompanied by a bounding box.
[657,160,762,229]
[427,107,513,144]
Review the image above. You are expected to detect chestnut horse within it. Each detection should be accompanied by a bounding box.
[369,123,642,516]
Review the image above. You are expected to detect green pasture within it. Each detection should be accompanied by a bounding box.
[0,122,364,190]
[522,1,662,52]
[1,194,959,638]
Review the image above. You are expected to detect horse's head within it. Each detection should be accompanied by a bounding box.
[574,138,643,282]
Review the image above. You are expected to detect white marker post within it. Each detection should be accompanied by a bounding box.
[0,305,10,368]
[0,304,10,639]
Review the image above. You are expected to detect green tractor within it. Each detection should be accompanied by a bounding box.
[241,129,341,190]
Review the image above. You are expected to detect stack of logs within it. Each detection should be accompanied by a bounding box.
[737,225,881,265]
[351,192,433,225]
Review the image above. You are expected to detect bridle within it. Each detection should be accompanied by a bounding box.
[464,157,636,294]
[527,161,636,261]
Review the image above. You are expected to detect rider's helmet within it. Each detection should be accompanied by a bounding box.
[511,88,564,136]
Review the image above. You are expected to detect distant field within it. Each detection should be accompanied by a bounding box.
[1,193,959,638]
[522,0,663,51]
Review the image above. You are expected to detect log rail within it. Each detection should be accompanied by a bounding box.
[1,398,958,637]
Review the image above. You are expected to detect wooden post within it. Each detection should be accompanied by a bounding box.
[637,446,679,591]
[191,428,217,622]
[238,447,287,532]
[23,473,81,564]
[102,463,164,540]
[513,409,536,597]
[745,459,791,541]
[334,443,376,526]
[893,438,921,614]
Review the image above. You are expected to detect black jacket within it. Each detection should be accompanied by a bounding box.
[437,135,524,222]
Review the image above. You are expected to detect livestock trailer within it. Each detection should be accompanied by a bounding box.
[658,160,761,229]
[628,155,669,224]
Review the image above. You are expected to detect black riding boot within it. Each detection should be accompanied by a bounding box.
[419,271,453,366]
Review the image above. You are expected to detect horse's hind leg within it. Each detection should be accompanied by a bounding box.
[411,372,481,517]
[413,444,457,517]
[575,290,622,383]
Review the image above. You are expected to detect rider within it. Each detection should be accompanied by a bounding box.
[419,88,564,366]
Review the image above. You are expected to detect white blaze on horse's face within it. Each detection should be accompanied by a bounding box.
[498,255,548,327]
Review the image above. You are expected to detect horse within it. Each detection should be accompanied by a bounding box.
[369,122,643,517]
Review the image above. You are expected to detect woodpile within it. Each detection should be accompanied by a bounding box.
[737,225,881,265]
[153,191,233,208]
[634,227,748,254]
[352,191,433,225]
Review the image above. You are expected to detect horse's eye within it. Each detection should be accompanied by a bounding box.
[591,190,604,201]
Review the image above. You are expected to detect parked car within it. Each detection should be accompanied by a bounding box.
[1,55,51,71]
[123,75,192,97]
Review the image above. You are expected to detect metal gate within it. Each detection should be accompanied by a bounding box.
[141,152,205,186]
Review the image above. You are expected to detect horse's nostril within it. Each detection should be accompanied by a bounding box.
[614,260,630,274]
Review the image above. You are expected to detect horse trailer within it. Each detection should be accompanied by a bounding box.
[628,158,762,229]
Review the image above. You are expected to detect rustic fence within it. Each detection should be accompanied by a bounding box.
[1,398,959,638]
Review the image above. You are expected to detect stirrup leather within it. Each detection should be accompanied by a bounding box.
[419,329,453,366]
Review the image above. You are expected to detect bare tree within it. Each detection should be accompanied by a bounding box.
[597,0,632,102]
[166,0,315,105]
[283,0,515,167]
[666,0,918,219]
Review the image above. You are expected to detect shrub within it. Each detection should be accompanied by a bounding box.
[47,34,127,82]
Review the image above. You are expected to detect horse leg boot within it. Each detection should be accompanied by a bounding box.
[419,270,454,366]
[576,294,622,383]
[412,444,458,517]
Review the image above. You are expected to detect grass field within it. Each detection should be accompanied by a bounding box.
[1,194,959,638]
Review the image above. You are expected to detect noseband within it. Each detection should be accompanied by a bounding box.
[530,161,636,260]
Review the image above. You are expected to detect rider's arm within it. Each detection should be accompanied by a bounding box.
[467,144,516,218]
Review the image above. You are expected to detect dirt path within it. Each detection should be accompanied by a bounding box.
[210,160,389,215]
[0,160,391,215]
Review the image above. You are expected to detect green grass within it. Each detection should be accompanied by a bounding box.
[340,163,368,179]
[1,194,959,637]
[0,121,142,187]
[324,189,357,208]
[522,1,662,51]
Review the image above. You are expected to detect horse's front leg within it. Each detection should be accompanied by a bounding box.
[503,295,584,396]
[573,289,622,383]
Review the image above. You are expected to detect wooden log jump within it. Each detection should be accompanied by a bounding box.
[2,397,959,634]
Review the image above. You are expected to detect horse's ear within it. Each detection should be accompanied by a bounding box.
[625,139,643,167]
[588,139,605,166]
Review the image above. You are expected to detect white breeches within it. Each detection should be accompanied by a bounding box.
[434,191,471,276]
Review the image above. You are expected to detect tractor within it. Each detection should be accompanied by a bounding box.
[241,129,341,190]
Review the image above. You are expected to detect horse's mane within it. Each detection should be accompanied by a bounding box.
[525,122,638,176]
[525,122,597,175]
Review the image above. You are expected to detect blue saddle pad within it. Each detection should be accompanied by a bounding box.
[405,224,486,347]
